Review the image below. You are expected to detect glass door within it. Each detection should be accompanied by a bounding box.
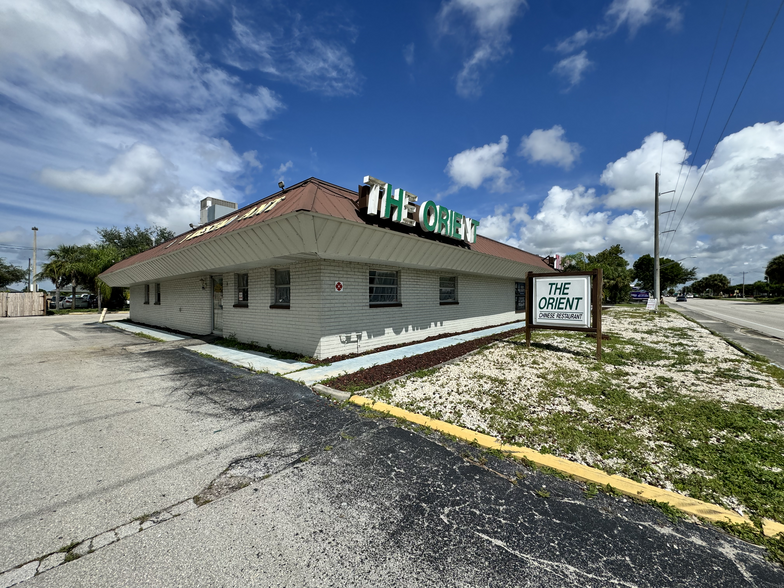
[212,276,223,335]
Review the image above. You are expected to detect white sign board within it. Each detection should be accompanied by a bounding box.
[532,276,591,328]
[646,298,657,311]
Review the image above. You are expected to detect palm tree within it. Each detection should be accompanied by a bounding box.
[44,245,87,310]
[79,245,118,309]
[37,257,68,308]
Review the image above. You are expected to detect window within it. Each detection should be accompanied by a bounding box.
[143,284,150,304]
[515,281,526,312]
[439,276,457,304]
[369,270,399,306]
[154,283,161,305]
[272,269,290,308]
[236,273,249,307]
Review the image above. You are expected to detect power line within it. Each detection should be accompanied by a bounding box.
[663,0,749,255]
[666,0,729,226]
[664,0,784,257]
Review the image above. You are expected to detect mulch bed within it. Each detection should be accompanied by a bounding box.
[325,327,527,392]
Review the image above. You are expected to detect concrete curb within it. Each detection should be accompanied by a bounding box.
[349,395,784,539]
[311,384,351,402]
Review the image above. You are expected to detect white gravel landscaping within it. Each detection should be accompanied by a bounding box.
[368,305,784,521]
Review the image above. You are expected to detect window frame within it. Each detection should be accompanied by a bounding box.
[515,281,526,313]
[235,273,249,308]
[143,284,150,305]
[439,276,458,305]
[270,269,290,309]
[369,269,401,307]
[154,283,161,305]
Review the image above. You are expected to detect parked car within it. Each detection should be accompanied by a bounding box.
[58,296,89,309]
[676,294,687,302]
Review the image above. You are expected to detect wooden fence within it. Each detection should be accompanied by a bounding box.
[0,292,46,317]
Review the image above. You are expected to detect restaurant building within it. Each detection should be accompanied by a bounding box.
[99,177,557,359]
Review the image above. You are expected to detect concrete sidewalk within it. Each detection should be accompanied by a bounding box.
[109,321,186,342]
[184,343,312,375]
[287,321,525,385]
[108,320,526,384]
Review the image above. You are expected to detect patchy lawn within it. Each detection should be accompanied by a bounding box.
[366,305,784,525]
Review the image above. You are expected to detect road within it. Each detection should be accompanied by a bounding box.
[1,314,783,587]
[667,298,784,340]
[667,298,784,367]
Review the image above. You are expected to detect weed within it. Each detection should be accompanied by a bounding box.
[324,445,333,451]
[649,500,687,524]
[58,541,80,553]
[63,552,81,563]
[339,432,355,440]
[299,455,310,462]
[536,489,551,498]
[714,521,784,566]
[584,483,599,499]
[134,332,164,342]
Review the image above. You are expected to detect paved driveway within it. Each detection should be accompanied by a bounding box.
[2,314,783,587]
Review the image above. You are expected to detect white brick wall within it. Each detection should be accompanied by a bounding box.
[129,260,522,359]
[129,277,212,335]
[221,260,323,356]
[315,260,520,358]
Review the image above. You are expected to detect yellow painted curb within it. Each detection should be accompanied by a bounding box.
[349,395,784,538]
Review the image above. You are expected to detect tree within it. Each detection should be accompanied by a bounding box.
[96,225,175,259]
[37,256,69,307]
[44,245,91,310]
[691,274,730,296]
[79,244,119,309]
[586,244,632,304]
[632,254,697,292]
[561,252,588,271]
[564,245,632,304]
[0,258,27,289]
[766,254,784,285]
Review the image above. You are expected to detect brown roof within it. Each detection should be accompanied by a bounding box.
[101,177,553,276]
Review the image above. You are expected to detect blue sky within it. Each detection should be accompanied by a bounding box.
[1,0,783,289]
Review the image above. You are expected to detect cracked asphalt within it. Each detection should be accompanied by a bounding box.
[2,314,783,587]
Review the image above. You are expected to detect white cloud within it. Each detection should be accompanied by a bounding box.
[437,0,527,98]
[555,0,682,54]
[552,51,593,88]
[242,150,262,169]
[227,11,362,96]
[403,43,415,66]
[477,122,784,283]
[601,132,692,209]
[0,0,284,236]
[520,125,583,169]
[276,160,293,184]
[39,143,225,230]
[444,135,512,193]
[40,143,172,199]
[551,0,681,87]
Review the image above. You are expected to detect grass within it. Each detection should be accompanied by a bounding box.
[366,305,784,529]
[133,332,165,342]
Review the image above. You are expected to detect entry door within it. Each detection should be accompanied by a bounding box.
[212,276,223,335]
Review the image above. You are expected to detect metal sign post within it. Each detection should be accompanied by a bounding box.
[525,268,603,360]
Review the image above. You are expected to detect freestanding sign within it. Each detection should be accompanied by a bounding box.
[532,275,591,328]
[525,269,603,360]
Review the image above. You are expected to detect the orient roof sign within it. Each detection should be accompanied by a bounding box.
[359,176,480,244]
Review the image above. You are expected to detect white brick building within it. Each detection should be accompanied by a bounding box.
[101,177,556,359]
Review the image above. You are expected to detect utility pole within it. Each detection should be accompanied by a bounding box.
[31,227,38,292]
[653,174,675,311]
[654,173,660,309]
[27,258,31,291]
[742,271,746,299]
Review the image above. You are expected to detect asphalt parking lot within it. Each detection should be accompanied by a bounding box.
[1,314,783,587]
